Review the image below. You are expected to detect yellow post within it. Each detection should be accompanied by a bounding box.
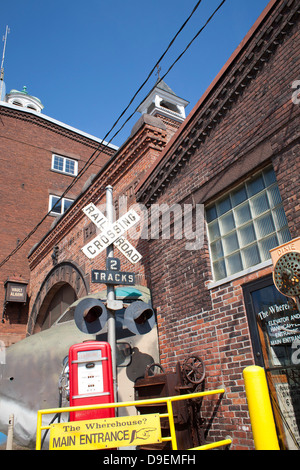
[166,399,178,450]
[243,366,280,450]
[36,411,42,451]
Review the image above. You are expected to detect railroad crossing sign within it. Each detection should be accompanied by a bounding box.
[81,202,142,264]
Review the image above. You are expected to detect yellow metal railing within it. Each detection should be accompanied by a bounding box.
[36,389,231,451]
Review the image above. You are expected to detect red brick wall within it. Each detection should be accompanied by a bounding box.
[0,108,115,345]
[27,117,169,335]
[137,1,300,450]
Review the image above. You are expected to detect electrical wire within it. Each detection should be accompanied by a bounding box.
[107,0,227,146]
[44,0,205,201]
[55,0,227,195]
[0,0,227,269]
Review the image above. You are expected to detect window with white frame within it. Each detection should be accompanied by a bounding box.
[206,167,291,282]
[51,154,78,176]
[49,195,74,215]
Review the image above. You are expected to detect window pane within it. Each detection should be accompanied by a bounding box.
[65,159,75,175]
[217,196,232,216]
[231,185,247,207]
[208,220,220,241]
[234,202,251,226]
[53,156,64,172]
[263,167,276,186]
[278,228,291,245]
[255,213,275,238]
[247,174,265,197]
[206,205,217,223]
[242,244,261,268]
[259,234,278,261]
[238,222,256,247]
[63,199,73,212]
[226,252,243,276]
[272,206,288,230]
[267,185,282,208]
[219,211,235,235]
[223,232,239,255]
[51,196,62,214]
[251,192,270,217]
[213,259,226,281]
[211,239,224,261]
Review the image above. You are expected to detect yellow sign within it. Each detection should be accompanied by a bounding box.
[49,414,162,450]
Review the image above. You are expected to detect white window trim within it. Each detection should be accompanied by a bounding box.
[48,195,74,216]
[205,167,290,284]
[206,259,273,290]
[51,154,78,176]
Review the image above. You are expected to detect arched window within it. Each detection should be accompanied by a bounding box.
[27,104,37,111]
[12,100,23,107]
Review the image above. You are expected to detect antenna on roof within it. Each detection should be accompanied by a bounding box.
[0,25,10,100]
[155,64,162,80]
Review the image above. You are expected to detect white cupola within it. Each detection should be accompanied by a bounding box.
[138,79,189,124]
[5,86,44,113]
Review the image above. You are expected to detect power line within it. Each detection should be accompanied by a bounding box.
[0,0,227,269]
[108,0,227,145]
[61,0,227,191]
[47,0,205,201]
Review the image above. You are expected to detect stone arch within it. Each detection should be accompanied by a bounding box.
[27,261,89,335]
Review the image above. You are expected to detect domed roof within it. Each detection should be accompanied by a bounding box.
[8,86,43,104]
[6,85,44,112]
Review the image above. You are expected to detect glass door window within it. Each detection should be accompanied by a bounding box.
[243,276,300,450]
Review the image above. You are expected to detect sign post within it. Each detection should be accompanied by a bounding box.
[81,187,142,406]
[105,186,118,403]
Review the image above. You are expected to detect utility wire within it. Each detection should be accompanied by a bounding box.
[68,0,227,182]
[59,0,227,193]
[108,0,227,145]
[0,0,227,269]
[45,0,205,201]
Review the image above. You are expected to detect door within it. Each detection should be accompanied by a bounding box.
[41,284,77,331]
[243,275,300,450]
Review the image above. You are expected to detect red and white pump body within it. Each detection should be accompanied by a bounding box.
[68,341,115,421]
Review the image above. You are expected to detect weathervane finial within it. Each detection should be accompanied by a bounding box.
[155,64,161,80]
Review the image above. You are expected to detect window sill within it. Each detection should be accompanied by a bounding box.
[50,169,77,177]
[206,259,273,290]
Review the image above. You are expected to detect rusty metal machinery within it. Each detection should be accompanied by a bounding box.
[273,251,300,313]
[134,355,206,450]
[182,355,206,385]
[273,252,300,298]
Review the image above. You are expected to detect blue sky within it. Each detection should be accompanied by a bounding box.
[0,0,270,147]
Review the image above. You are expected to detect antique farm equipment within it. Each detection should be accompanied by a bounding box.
[134,355,206,450]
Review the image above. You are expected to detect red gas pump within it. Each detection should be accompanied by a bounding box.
[68,341,115,422]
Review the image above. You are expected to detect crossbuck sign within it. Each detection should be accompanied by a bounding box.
[81,203,142,264]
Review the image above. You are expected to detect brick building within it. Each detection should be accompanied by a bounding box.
[0,91,117,346]
[136,0,300,450]
[3,0,299,451]
[16,82,188,433]
[26,80,188,336]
